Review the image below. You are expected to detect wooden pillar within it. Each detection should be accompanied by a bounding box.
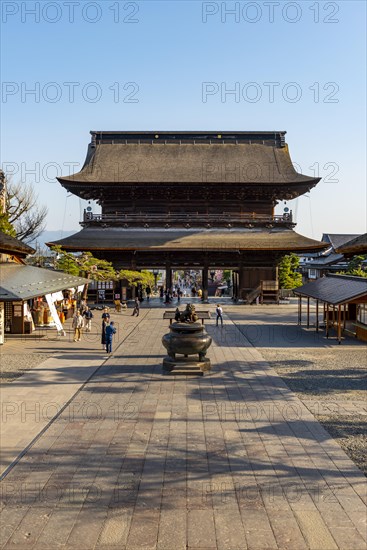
[202,266,209,303]
[166,263,172,291]
[307,297,310,329]
[238,265,245,302]
[232,272,238,301]
[260,280,264,305]
[316,300,319,332]
[338,305,342,344]
[326,304,329,338]
[343,304,346,330]
[298,296,302,325]
[130,255,137,298]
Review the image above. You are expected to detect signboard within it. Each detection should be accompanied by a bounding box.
[13,305,22,317]
[98,290,105,301]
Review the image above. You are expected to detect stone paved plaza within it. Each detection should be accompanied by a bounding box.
[0,305,366,549]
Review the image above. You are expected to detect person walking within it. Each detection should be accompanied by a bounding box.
[146,286,151,302]
[72,310,84,341]
[105,321,117,354]
[216,304,224,327]
[132,297,140,316]
[101,308,111,348]
[82,306,93,332]
[164,290,169,304]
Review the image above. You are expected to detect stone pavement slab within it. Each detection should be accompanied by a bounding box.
[0,312,147,479]
[0,308,366,549]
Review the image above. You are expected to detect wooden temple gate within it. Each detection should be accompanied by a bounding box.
[47,131,326,293]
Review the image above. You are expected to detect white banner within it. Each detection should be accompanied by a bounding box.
[45,293,65,336]
[23,302,35,331]
[51,291,64,302]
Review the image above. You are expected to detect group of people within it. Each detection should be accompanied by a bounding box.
[160,287,185,304]
[71,299,223,352]
[72,305,116,354]
[160,285,210,303]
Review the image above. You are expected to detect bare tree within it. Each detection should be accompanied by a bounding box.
[5,179,48,243]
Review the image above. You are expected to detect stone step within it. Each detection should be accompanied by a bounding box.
[164,368,204,376]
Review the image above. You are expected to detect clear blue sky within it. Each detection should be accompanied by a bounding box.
[1,0,366,241]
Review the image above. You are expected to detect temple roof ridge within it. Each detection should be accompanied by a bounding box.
[58,130,320,193]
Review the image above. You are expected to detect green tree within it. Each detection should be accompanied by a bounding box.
[118,269,155,288]
[337,255,367,278]
[346,255,367,277]
[51,246,80,275]
[345,267,367,278]
[50,247,156,296]
[278,253,303,289]
[0,213,16,237]
[50,246,118,297]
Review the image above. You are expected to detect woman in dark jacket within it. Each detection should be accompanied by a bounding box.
[101,308,110,348]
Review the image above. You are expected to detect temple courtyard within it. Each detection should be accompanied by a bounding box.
[0,301,366,549]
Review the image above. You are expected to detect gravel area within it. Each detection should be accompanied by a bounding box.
[227,304,367,475]
[0,353,53,383]
[259,347,367,474]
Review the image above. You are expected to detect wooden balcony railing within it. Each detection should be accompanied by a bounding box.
[82,210,294,228]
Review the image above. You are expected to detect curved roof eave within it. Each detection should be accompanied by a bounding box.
[47,228,326,253]
[56,137,320,187]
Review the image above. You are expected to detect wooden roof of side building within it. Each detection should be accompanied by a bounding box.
[58,131,320,191]
[322,233,361,251]
[0,231,35,258]
[0,264,89,302]
[294,274,367,305]
[335,233,367,255]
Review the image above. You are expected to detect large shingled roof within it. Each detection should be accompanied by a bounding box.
[294,274,367,305]
[47,227,326,252]
[58,131,320,188]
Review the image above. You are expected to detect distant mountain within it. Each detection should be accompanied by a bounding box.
[29,230,76,252]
